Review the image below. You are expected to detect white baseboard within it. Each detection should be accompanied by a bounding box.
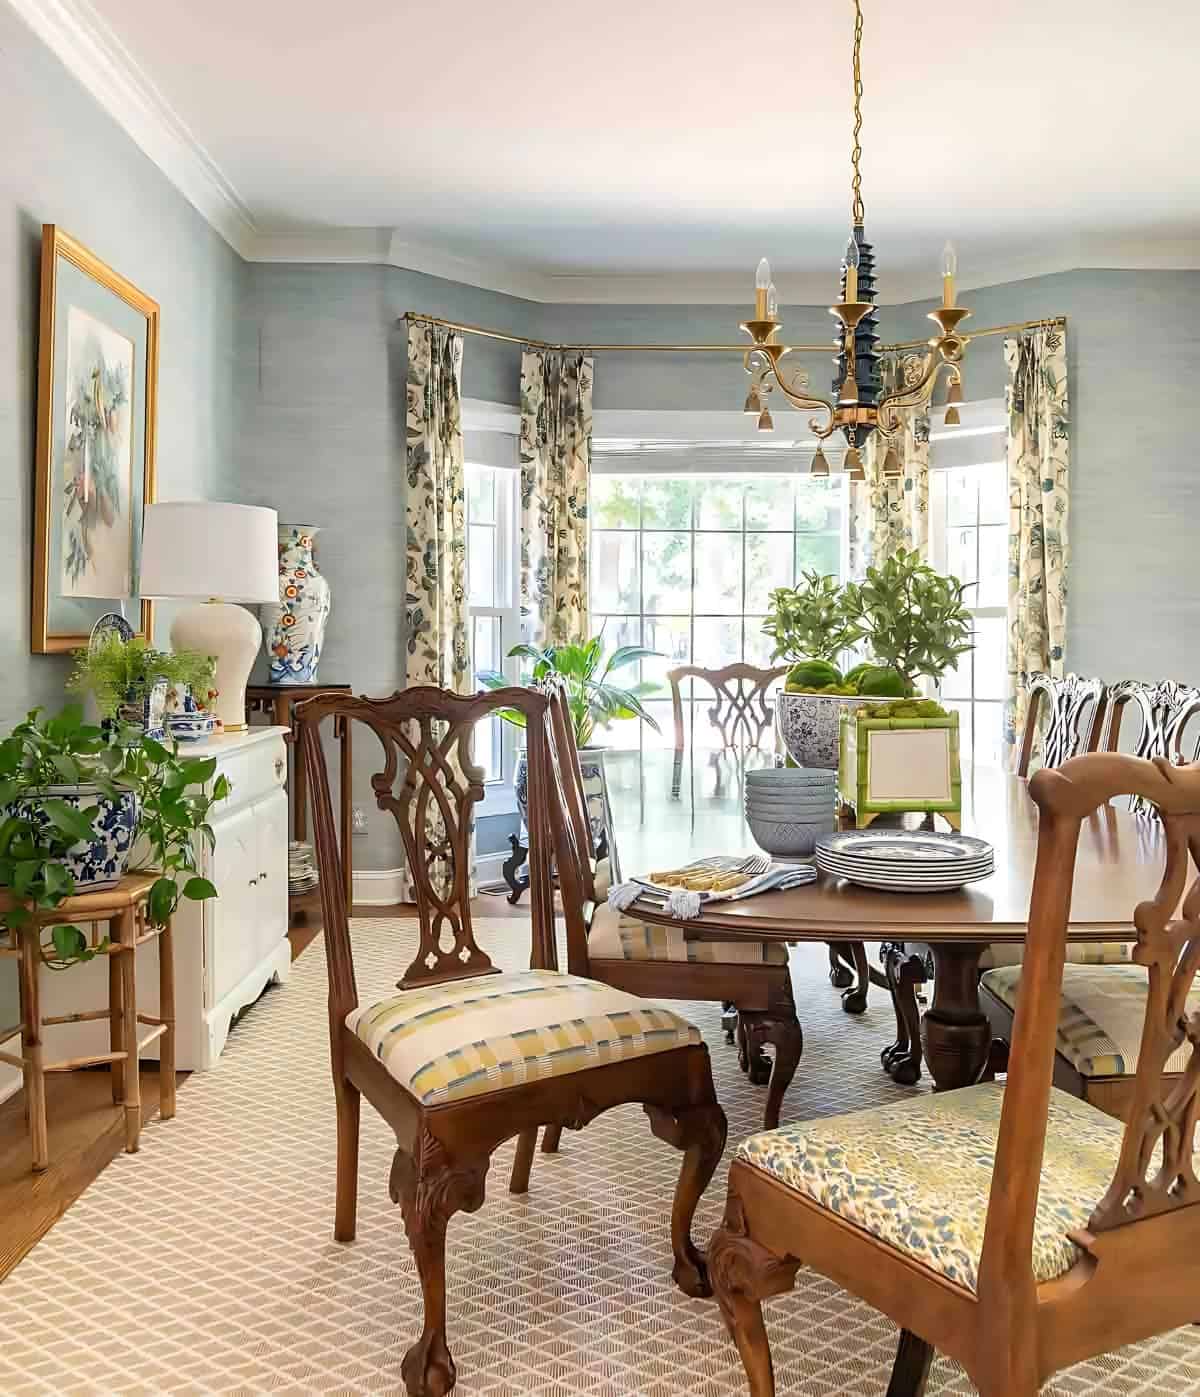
[351,854,512,905]
[351,866,409,906]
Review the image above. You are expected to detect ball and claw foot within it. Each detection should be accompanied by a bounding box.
[401,1332,456,1397]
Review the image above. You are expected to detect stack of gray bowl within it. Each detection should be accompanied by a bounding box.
[744,767,838,862]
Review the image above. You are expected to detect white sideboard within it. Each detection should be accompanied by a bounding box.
[0,727,292,1100]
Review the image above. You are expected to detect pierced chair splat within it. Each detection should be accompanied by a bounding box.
[294,684,726,1397]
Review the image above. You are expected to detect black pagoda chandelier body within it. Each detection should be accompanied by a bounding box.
[739,0,969,479]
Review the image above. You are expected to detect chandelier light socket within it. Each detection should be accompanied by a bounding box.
[844,446,865,480]
[810,446,830,476]
[757,406,774,432]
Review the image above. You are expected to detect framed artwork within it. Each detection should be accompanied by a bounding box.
[32,225,159,653]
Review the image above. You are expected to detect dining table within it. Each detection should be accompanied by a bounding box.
[618,752,1168,1095]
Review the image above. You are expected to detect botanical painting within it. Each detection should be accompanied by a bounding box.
[33,225,158,653]
[60,306,135,598]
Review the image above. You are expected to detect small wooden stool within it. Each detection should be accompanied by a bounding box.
[0,874,176,1172]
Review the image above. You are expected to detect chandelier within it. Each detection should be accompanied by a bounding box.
[739,0,970,480]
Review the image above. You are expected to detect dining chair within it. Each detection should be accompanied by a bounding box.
[1101,678,1200,813]
[709,749,1200,1396]
[981,671,1117,973]
[1015,671,1108,777]
[668,662,789,757]
[295,685,727,1396]
[540,680,804,1131]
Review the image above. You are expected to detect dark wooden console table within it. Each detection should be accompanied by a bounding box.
[246,683,353,920]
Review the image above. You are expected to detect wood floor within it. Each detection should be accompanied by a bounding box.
[0,895,526,1284]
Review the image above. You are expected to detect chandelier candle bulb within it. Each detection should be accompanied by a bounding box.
[844,236,860,303]
[767,282,779,321]
[755,257,771,318]
[942,241,957,307]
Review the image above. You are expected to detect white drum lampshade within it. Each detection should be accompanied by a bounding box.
[140,502,279,731]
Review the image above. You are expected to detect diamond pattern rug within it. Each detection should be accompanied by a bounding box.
[2,918,1198,1395]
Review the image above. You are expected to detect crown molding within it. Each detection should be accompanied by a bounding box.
[10,0,257,254]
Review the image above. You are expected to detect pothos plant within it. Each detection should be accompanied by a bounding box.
[0,707,229,968]
[479,637,661,748]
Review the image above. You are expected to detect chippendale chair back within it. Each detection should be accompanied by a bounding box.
[668,663,789,755]
[1016,671,1107,777]
[1101,679,1200,815]
[295,685,558,1018]
[975,752,1200,1382]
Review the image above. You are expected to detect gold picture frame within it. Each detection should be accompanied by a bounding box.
[32,225,159,653]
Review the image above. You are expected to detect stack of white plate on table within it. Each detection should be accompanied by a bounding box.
[743,767,838,862]
[288,841,319,895]
[814,829,994,893]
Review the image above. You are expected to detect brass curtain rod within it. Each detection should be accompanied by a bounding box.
[402,311,1066,356]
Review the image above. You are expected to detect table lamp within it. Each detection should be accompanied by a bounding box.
[139,502,279,732]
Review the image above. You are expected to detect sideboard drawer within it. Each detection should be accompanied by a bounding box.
[217,732,287,809]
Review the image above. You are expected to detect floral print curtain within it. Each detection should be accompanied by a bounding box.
[848,355,931,575]
[406,321,469,689]
[1004,326,1070,760]
[519,350,593,647]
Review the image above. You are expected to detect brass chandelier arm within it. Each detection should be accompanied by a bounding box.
[875,352,954,434]
[761,361,836,434]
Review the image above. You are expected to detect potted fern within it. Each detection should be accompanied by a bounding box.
[67,634,216,740]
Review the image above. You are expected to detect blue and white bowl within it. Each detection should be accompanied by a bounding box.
[10,784,139,892]
[168,713,217,742]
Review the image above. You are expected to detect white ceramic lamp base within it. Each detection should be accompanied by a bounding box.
[170,602,262,732]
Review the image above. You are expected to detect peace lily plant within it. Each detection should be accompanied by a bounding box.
[0,706,229,968]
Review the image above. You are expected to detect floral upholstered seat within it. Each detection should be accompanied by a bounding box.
[348,969,700,1107]
[736,1082,1124,1292]
[981,961,1200,1078]
[588,901,789,966]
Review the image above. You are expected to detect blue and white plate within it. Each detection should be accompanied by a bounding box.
[817,830,992,865]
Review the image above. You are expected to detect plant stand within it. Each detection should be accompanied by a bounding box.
[0,874,175,1172]
[505,749,619,903]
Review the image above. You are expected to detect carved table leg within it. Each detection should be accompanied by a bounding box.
[391,1133,490,1397]
[645,1101,728,1297]
[840,941,870,1015]
[740,979,804,1128]
[827,941,855,989]
[881,944,927,1086]
[709,1192,801,1397]
[922,942,992,1092]
[502,834,530,905]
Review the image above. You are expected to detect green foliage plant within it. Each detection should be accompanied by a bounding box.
[67,635,218,720]
[0,707,229,969]
[842,549,974,694]
[478,637,661,748]
[763,570,861,672]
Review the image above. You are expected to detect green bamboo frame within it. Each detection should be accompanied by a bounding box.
[838,713,962,819]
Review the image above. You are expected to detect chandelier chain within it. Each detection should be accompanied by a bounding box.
[850,0,865,226]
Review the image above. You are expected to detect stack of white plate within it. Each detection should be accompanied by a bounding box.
[744,767,837,861]
[815,829,994,893]
[288,841,319,895]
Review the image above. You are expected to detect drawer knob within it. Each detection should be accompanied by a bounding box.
[274,757,285,778]
[249,877,258,887]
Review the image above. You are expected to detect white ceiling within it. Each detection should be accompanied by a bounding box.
[20,0,1200,301]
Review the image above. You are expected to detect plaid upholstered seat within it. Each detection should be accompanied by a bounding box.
[589,901,789,966]
[981,961,1200,1078]
[979,941,1131,971]
[347,969,701,1106]
[737,1083,1124,1292]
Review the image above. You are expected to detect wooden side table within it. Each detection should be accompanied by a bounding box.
[0,874,175,1172]
[246,683,354,916]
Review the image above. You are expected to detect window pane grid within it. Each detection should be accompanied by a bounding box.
[591,474,847,750]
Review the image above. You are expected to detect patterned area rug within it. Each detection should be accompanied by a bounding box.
[3,918,1198,1396]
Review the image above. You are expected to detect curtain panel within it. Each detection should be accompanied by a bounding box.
[405,321,469,690]
[519,350,593,647]
[849,356,931,575]
[1004,327,1070,760]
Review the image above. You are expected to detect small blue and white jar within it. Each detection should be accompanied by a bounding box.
[12,785,139,893]
[262,525,332,685]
